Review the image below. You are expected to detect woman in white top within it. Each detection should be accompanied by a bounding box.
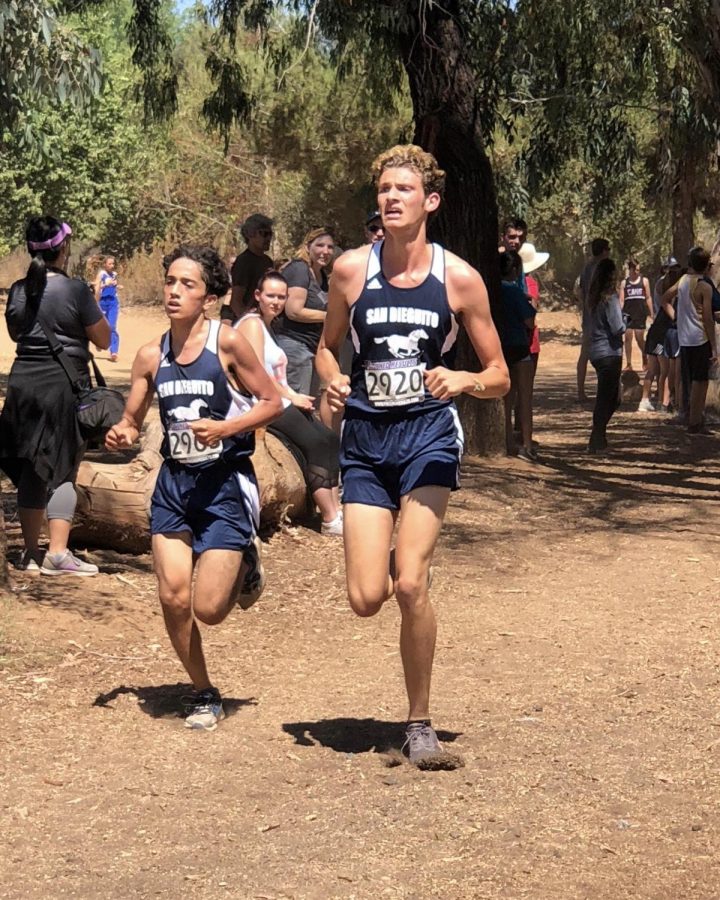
[235,271,342,535]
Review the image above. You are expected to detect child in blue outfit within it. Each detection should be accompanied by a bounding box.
[95,256,121,361]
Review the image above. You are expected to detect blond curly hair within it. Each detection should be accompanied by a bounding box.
[371,144,446,196]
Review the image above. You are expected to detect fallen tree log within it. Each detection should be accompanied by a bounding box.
[71,422,308,553]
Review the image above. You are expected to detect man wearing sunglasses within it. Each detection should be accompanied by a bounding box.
[220,213,275,323]
[364,210,385,244]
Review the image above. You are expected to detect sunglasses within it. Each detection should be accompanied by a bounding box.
[368,224,384,233]
[257,229,273,237]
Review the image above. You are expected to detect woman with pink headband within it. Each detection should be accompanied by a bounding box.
[0,216,111,575]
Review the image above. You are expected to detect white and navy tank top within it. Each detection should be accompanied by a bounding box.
[236,312,291,410]
[154,319,254,466]
[347,241,459,416]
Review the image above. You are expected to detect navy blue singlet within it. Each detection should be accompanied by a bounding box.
[347,241,459,416]
[154,319,254,466]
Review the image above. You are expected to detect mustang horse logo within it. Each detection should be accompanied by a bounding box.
[374,329,429,359]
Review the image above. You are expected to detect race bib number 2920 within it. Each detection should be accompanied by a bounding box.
[364,360,426,408]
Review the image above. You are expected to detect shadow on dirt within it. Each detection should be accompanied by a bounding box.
[93,683,257,719]
[282,717,461,754]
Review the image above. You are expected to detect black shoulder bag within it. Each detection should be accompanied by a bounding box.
[37,318,125,442]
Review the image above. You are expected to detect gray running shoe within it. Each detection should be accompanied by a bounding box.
[40,550,99,577]
[236,536,266,610]
[403,722,444,765]
[183,689,225,731]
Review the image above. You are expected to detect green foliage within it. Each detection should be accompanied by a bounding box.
[0,0,171,255]
[0,0,103,147]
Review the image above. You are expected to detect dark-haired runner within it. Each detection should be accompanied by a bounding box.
[106,245,282,730]
[317,145,509,765]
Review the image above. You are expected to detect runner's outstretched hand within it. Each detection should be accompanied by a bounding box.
[326,375,351,412]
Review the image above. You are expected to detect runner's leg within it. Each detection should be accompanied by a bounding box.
[153,532,212,691]
[394,485,450,721]
[343,502,396,616]
[193,548,244,625]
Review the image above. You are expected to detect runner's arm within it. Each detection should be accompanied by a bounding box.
[105,343,160,449]
[192,329,282,446]
[426,260,510,401]
[316,255,353,411]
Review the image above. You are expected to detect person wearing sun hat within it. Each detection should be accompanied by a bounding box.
[516,242,550,443]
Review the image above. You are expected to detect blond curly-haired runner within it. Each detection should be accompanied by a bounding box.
[316,145,510,765]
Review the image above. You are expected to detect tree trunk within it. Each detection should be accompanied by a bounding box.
[0,505,7,589]
[71,422,309,553]
[672,151,697,262]
[398,2,505,455]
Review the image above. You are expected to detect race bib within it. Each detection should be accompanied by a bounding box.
[364,360,426,408]
[167,422,222,465]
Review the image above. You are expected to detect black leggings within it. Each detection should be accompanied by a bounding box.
[17,461,77,521]
[590,355,622,444]
[268,406,340,493]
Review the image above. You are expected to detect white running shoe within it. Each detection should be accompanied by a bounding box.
[183,689,225,731]
[321,514,343,536]
[637,398,656,412]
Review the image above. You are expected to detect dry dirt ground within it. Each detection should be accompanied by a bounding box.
[2,306,720,899]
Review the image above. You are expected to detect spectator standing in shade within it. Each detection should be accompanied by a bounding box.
[220,214,274,323]
[499,217,528,291]
[575,238,611,403]
[499,251,537,461]
[364,211,385,244]
[662,247,717,434]
[586,258,626,453]
[94,255,121,362]
[274,227,335,395]
[618,258,652,371]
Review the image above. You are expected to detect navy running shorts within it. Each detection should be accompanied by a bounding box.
[340,405,464,510]
[151,458,259,553]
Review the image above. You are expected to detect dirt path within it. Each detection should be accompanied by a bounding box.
[2,308,720,899]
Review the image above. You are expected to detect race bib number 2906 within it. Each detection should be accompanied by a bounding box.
[168,422,222,465]
[364,360,426,408]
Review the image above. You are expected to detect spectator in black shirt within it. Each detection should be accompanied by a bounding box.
[220,214,274,323]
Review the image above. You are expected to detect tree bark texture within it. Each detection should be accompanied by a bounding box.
[70,422,309,553]
[672,151,697,263]
[397,2,505,455]
[0,505,7,589]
